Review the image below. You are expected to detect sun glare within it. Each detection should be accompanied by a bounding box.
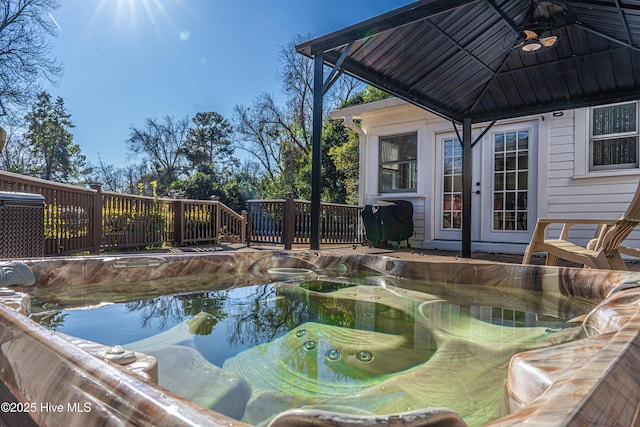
[92,0,186,35]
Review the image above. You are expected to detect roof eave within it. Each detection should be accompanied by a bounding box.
[295,0,481,57]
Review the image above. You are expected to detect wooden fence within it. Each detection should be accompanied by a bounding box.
[247,193,364,248]
[0,171,246,255]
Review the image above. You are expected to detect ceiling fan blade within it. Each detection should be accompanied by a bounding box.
[540,35,558,47]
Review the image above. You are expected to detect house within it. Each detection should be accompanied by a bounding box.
[330,98,640,255]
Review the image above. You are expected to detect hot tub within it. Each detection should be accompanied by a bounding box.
[0,250,639,426]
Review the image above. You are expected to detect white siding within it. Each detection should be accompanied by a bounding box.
[545,109,640,250]
[331,99,640,255]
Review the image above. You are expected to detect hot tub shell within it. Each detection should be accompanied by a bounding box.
[0,250,638,426]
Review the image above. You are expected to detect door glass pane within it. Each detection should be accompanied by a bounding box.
[518,172,527,190]
[506,132,517,151]
[442,138,462,230]
[506,173,516,190]
[495,153,505,171]
[453,175,462,192]
[443,175,452,192]
[493,130,529,232]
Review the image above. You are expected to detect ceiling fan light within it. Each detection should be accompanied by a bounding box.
[522,39,543,51]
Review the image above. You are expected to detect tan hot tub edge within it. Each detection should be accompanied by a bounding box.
[0,249,637,427]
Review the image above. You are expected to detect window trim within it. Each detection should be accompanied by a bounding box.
[378,132,418,193]
[575,103,640,178]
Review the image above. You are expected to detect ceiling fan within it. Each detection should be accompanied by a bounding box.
[516,28,558,52]
[509,0,569,53]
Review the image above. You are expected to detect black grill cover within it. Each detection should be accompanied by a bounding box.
[361,200,413,244]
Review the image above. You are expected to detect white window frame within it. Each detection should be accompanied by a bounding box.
[378,132,418,193]
[575,102,640,178]
[589,101,639,171]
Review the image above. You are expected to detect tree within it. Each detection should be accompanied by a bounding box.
[0,127,38,174]
[328,122,360,205]
[24,91,87,183]
[233,93,286,184]
[325,85,392,204]
[174,159,262,212]
[0,0,63,120]
[340,85,392,108]
[179,171,216,201]
[90,155,124,192]
[127,115,189,194]
[183,111,238,172]
[233,34,364,201]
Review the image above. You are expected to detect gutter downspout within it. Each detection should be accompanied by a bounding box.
[343,115,366,206]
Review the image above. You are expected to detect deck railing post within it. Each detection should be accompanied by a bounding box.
[283,193,295,250]
[241,210,248,244]
[214,201,221,244]
[173,200,183,245]
[89,183,102,255]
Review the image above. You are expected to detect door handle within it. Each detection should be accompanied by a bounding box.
[474,190,481,195]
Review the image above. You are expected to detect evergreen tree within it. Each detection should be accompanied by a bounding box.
[24,91,87,183]
[183,111,238,172]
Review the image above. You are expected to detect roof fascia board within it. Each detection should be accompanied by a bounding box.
[328,97,409,119]
[295,0,481,57]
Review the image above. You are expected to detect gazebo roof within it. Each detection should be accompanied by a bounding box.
[296,0,640,124]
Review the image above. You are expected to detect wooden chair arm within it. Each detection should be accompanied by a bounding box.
[533,218,619,242]
[534,218,619,226]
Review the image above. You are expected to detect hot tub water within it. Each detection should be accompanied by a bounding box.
[31,274,592,427]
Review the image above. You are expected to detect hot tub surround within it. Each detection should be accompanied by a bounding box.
[0,251,637,426]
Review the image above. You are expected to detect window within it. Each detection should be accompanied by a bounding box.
[442,138,462,229]
[379,133,417,192]
[590,102,639,170]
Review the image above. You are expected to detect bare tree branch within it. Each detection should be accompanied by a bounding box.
[0,0,62,119]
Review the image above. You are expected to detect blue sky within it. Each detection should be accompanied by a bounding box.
[46,0,414,168]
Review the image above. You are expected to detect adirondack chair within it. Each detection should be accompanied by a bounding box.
[522,181,640,270]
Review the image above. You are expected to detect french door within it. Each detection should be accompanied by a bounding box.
[435,122,537,244]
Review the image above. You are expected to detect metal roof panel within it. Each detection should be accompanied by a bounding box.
[297,0,640,122]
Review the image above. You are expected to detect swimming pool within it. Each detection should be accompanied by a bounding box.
[1,250,640,426]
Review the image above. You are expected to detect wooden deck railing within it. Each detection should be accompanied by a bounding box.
[247,193,363,248]
[0,171,362,255]
[175,199,246,245]
[0,171,97,255]
[0,171,246,255]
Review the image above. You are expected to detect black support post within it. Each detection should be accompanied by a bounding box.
[310,54,324,250]
[461,117,472,258]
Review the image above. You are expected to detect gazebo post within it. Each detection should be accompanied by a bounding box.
[310,54,324,250]
[461,117,472,258]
